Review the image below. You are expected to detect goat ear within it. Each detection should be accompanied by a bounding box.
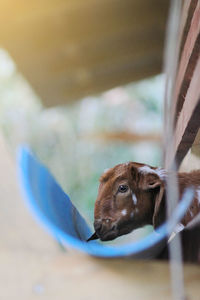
[128,164,162,190]
[128,164,166,228]
[128,163,139,183]
[152,185,165,229]
[139,172,161,190]
[139,172,165,228]
[138,171,165,229]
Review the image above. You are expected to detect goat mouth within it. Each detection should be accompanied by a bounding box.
[86,230,118,242]
[98,230,119,241]
[87,221,136,242]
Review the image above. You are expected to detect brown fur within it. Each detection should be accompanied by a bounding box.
[93,162,200,241]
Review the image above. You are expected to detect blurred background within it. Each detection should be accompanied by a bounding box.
[0,0,168,244]
[1,2,200,299]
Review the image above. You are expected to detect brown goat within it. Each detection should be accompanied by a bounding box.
[88,162,200,241]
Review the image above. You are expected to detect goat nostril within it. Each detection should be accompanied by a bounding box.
[94,222,102,232]
[111,224,116,231]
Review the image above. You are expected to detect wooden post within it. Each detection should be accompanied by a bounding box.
[166,0,200,168]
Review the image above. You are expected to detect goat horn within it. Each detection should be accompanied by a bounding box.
[86,232,99,242]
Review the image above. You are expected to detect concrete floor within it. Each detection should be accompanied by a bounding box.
[0,133,199,300]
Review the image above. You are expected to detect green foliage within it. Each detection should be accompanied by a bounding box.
[0,49,164,234]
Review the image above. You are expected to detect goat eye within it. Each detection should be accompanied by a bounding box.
[118,185,129,193]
